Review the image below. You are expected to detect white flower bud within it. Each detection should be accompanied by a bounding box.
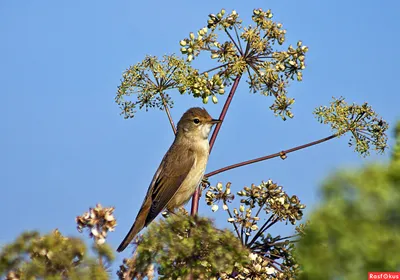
[105,213,114,221]
[249,253,257,261]
[91,228,99,237]
[212,95,218,104]
[266,267,275,274]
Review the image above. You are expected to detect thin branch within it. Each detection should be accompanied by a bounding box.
[257,55,274,59]
[244,40,251,57]
[262,257,284,273]
[245,201,266,245]
[209,75,242,152]
[190,75,242,216]
[273,234,300,242]
[233,25,243,53]
[160,92,177,135]
[247,215,275,246]
[200,63,230,75]
[225,29,243,56]
[249,218,279,248]
[96,225,104,268]
[226,208,242,242]
[240,217,245,243]
[205,133,339,178]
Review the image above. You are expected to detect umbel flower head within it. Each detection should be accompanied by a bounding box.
[116,8,308,120]
[116,55,193,118]
[177,8,308,120]
[314,97,389,156]
[205,180,305,279]
[76,203,117,245]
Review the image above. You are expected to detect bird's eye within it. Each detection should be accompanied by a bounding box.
[193,118,200,124]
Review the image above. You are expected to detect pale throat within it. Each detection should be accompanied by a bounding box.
[200,124,212,139]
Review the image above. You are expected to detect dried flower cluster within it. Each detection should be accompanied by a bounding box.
[76,203,117,245]
[206,180,305,279]
[314,97,389,155]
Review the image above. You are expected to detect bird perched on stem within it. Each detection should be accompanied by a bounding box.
[117,107,220,252]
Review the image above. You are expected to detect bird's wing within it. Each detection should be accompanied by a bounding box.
[144,145,195,226]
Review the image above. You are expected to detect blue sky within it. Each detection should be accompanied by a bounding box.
[1,0,399,274]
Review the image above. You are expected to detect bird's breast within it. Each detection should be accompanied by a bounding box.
[167,141,209,210]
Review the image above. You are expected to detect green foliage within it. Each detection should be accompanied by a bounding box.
[118,215,249,279]
[314,97,389,155]
[296,122,400,280]
[0,230,112,280]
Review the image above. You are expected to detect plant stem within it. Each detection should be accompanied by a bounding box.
[225,29,243,56]
[209,75,242,152]
[96,225,103,268]
[205,133,339,178]
[200,63,230,75]
[160,92,177,135]
[247,215,276,247]
[226,207,242,243]
[98,252,103,267]
[249,218,279,248]
[190,75,242,216]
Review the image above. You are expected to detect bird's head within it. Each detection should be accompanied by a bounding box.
[177,107,220,140]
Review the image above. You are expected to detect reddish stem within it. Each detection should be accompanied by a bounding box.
[205,134,338,178]
[190,75,242,216]
[209,75,242,153]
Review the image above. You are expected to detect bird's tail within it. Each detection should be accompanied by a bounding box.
[117,199,152,252]
[116,219,144,252]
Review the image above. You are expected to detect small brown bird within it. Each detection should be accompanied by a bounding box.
[117,107,220,252]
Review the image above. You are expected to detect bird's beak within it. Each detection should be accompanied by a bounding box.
[210,119,222,124]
